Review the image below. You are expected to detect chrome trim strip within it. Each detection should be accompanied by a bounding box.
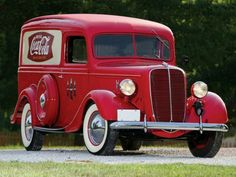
[162,62,173,122]
[110,121,228,132]
[181,70,187,122]
[149,69,157,121]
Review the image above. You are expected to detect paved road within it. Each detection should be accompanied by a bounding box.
[0,147,235,166]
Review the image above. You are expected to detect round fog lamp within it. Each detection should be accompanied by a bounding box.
[192,81,208,98]
[119,79,136,96]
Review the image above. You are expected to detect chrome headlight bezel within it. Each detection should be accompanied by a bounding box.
[119,79,136,96]
[191,81,208,99]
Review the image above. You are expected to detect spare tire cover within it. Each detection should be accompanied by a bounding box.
[36,74,59,126]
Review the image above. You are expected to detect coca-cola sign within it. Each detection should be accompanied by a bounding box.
[27,32,54,62]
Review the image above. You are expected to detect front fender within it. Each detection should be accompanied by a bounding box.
[11,84,40,126]
[186,91,228,124]
[88,90,136,121]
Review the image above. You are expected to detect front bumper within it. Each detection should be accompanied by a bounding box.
[110,121,228,132]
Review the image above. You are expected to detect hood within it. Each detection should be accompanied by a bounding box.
[95,60,182,76]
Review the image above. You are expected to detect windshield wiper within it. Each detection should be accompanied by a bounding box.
[151,29,170,49]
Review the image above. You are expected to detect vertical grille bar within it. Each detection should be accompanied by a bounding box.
[150,68,186,122]
[163,62,173,122]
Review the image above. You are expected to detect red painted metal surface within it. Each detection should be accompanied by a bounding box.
[11,14,228,139]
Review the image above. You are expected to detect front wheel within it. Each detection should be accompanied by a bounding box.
[83,104,118,155]
[21,103,44,151]
[187,131,223,158]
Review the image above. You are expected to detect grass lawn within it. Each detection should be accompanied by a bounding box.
[0,162,235,177]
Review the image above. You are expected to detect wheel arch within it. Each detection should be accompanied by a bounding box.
[85,90,136,121]
[64,89,136,132]
[186,91,228,124]
[11,84,39,126]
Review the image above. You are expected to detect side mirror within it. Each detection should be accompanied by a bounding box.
[181,55,189,65]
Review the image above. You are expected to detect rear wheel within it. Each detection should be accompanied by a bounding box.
[21,103,44,151]
[120,137,142,151]
[187,131,223,158]
[83,104,118,155]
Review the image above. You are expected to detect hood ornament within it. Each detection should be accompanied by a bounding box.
[162,61,169,68]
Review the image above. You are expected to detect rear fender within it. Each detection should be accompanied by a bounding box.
[11,85,40,126]
[88,90,136,121]
[186,91,228,124]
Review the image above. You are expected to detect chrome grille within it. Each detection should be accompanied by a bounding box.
[150,68,186,122]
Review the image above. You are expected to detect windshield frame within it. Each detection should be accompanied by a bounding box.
[92,32,172,61]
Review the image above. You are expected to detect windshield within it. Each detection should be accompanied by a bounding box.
[94,34,170,60]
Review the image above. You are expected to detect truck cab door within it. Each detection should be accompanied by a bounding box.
[55,32,89,127]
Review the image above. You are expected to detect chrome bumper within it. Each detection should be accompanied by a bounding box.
[110,121,228,132]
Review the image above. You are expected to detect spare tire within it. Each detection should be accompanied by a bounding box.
[36,74,59,126]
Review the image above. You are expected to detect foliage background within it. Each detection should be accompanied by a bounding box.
[0,0,235,136]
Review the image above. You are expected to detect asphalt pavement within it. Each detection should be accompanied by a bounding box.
[0,147,235,165]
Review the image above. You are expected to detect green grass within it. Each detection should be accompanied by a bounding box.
[0,162,235,177]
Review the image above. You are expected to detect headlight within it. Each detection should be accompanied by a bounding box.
[191,81,208,98]
[119,79,136,96]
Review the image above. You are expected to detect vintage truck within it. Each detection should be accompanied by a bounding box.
[11,14,228,157]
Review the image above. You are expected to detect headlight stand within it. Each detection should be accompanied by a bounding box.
[194,101,204,134]
[144,115,147,133]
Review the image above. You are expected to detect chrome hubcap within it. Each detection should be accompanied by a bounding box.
[40,93,46,108]
[88,112,106,146]
[25,111,33,141]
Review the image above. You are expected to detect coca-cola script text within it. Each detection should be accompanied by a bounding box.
[27,32,54,62]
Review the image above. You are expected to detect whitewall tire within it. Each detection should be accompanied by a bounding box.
[83,104,118,155]
[21,103,44,151]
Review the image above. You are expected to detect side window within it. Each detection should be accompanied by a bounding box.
[67,36,87,64]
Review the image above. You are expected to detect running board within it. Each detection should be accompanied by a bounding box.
[34,126,65,133]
